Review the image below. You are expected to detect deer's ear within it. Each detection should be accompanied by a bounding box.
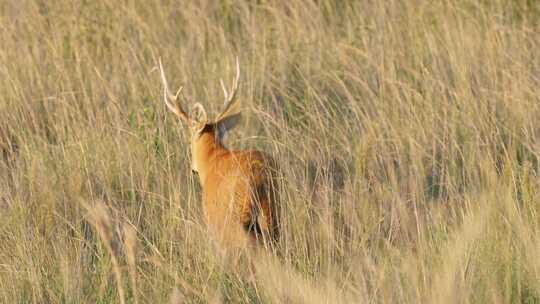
[216,112,241,141]
[188,103,208,135]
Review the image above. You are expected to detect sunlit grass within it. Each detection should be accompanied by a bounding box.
[1,0,540,303]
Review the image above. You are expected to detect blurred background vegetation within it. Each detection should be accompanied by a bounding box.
[1,0,540,303]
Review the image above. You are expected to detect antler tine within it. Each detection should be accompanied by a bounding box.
[220,79,229,101]
[222,56,241,107]
[158,58,191,123]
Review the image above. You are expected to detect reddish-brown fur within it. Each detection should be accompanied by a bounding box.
[193,125,279,248]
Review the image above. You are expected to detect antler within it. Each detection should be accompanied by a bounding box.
[158,58,191,124]
[216,57,241,121]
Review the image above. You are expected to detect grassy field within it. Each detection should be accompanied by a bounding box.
[1,0,540,303]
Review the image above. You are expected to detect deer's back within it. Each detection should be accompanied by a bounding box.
[202,150,279,246]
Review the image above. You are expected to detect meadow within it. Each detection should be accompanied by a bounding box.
[1,0,540,303]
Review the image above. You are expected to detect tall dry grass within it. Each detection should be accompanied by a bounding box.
[1,0,540,303]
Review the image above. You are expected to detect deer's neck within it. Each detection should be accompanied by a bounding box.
[192,132,228,184]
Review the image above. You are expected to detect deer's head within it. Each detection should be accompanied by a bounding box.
[158,58,242,175]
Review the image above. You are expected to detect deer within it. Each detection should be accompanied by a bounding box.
[158,58,280,250]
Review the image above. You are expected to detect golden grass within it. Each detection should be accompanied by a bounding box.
[1,0,540,303]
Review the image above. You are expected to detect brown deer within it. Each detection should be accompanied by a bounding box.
[158,58,279,249]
